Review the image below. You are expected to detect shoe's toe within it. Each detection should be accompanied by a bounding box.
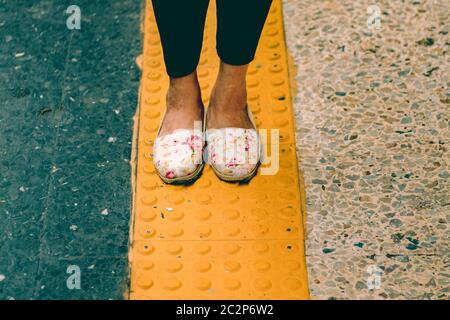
[153,129,203,181]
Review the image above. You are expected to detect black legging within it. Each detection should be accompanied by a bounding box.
[152,0,273,78]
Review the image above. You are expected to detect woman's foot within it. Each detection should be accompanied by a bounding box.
[153,72,205,183]
[159,71,204,136]
[206,63,260,182]
[207,64,253,130]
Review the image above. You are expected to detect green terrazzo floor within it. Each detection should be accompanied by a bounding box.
[0,0,142,299]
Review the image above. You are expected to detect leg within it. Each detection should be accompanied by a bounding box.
[206,0,272,182]
[152,0,210,135]
[208,0,272,129]
[216,0,273,67]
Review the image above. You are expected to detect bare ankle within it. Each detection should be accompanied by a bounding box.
[167,71,203,111]
[209,61,249,112]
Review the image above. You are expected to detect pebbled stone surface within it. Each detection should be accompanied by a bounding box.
[283,0,449,299]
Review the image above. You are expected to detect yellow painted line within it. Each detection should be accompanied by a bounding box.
[129,0,309,299]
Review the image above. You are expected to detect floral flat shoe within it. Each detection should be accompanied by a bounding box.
[206,106,260,182]
[153,113,204,184]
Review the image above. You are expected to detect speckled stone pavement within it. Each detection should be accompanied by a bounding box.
[283,0,449,299]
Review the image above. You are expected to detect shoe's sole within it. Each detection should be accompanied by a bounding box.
[156,163,205,185]
[210,162,260,183]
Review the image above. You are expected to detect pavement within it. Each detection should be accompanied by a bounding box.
[0,0,142,299]
[283,0,449,299]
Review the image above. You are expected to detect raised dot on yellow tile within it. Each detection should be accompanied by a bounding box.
[224,260,241,273]
[139,211,156,222]
[163,278,182,291]
[137,275,153,289]
[254,278,272,291]
[194,243,211,255]
[253,261,271,272]
[194,278,212,291]
[166,244,183,255]
[224,279,241,291]
[195,261,212,273]
[165,261,183,273]
[284,278,302,291]
[224,243,240,255]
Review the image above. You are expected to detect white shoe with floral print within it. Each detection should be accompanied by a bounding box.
[153,129,204,183]
[206,128,259,180]
[206,107,260,182]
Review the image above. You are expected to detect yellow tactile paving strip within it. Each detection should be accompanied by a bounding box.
[129,0,309,299]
